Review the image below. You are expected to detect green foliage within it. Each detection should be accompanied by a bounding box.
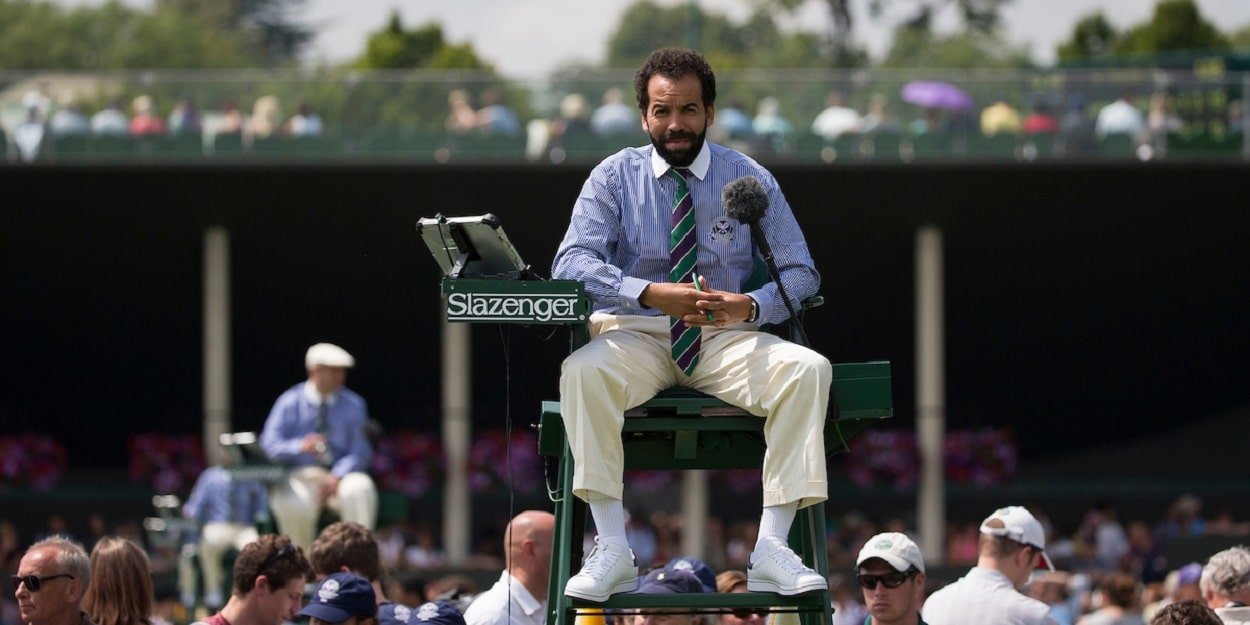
[1056,12,1117,63]
[1233,24,1250,49]
[882,27,1031,68]
[356,12,447,70]
[1116,0,1228,56]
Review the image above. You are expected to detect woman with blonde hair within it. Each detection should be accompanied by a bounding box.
[82,537,154,625]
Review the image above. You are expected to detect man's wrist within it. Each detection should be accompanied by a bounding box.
[746,296,760,323]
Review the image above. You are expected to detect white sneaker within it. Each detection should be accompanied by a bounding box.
[747,542,827,596]
[564,538,638,602]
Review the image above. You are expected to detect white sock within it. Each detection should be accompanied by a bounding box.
[754,502,798,554]
[587,492,629,549]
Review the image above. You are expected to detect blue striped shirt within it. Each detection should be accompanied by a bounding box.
[182,465,269,525]
[260,383,372,477]
[552,141,819,325]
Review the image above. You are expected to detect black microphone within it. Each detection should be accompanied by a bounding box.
[722,176,806,341]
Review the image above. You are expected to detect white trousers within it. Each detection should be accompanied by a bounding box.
[179,522,259,605]
[560,313,831,509]
[269,466,378,550]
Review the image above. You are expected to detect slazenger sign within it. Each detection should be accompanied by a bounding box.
[446,291,583,323]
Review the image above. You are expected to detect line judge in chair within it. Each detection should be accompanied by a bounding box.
[551,47,832,602]
[261,342,378,550]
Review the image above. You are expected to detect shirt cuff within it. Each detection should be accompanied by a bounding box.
[620,277,652,309]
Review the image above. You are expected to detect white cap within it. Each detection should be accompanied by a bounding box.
[856,532,925,573]
[980,506,1055,571]
[305,343,355,369]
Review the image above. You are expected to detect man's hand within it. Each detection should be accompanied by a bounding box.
[641,277,754,327]
[300,433,328,455]
[320,473,341,502]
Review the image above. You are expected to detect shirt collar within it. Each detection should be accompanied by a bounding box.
[501,571,544,614]
[650,140,710,181]
[302,381,336,406]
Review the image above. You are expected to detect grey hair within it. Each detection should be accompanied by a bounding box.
[28,535,91,592]
[1200,545,1250,598]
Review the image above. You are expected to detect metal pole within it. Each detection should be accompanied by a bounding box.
[442,306,472,566]
[203,227,231,464]
[680,470,708,557]
[915,226,946,566]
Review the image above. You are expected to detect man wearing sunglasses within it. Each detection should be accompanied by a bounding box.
[921,506,1059,625]
[855,532,927,625]
[13,536,94,625]
[196,535,314,625]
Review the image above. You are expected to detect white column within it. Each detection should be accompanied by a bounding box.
[679,470,708,557]
[442,306,472,565]
[203,227,231,464]
[915,226,946,566]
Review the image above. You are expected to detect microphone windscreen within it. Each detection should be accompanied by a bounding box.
[722,176,769,225]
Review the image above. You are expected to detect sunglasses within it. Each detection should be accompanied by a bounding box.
[11,574,75,592]
[730,609,769,619]
[255,543,295,577]
[857,571,914,590]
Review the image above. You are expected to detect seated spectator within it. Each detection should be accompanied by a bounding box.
[81,537,154,625]
[14,106,47,163]
[129,95,166,137]
[546,92,594,156]
[1156,494,1205,538]
[298,573,378,625]
[1076,572,1145,625]
[752,96,793,152]
[981,96,1022,136]
[1149,600,1222,625]
[1146,91,1182,143]
[1095,92,1145,141]
[167,97,202,137]
[445,90,477,134]
[91,98,130,137]
[249,95,283,140]
[1022,102,1060,135]
[475,88,520,137]
[715,570,768,625]
[1227,100,1245,136]
[590,87,637,137]
[50,97,90,137]
[860,94,901,135]
[1029,571,1075,625]
[287,102,324,138]
[908,107,942,136]
[810,91,861,141]
[21,81,52,122]
[1200,546,1250,623]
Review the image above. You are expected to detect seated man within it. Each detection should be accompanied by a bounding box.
[552,47,831,602]
[181,464,268,609]
[261,343,378,550]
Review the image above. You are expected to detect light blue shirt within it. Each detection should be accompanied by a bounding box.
[552,141,819,326]
[182,465,268,526]
[260,382,372,477]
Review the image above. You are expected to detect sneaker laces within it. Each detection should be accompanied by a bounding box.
[579,538,623,579]
[760,544,810,575]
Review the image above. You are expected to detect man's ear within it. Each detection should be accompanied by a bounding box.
[254,575,270,594]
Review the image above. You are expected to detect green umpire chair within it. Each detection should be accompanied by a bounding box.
[537,293,893,625]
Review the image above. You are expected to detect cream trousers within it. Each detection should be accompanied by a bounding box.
[269,466,377,550]
[560,313,831,509]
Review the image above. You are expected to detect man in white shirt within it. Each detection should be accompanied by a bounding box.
[1094,94,1145,141]
[463,511,555,625]
[1201,546,1250,625]
[856,532,927,625]
[922,506,1059,625]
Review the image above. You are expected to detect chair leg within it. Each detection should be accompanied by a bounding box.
[548,444,587,625]
[791,504,833,625]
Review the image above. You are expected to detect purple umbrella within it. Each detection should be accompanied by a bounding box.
[900,80,974,111]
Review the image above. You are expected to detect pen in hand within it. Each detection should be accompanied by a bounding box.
[692,273,715,322]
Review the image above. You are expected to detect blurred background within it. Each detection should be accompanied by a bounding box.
[2,0,1249,621]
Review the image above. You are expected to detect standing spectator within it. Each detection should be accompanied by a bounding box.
[12,535,94,625]
[1076,573,1145,625]
[1200,546,1250,624]
[198,535,313,625]
[128,96,166,137]
[855,532,926,625]
[261,343,377,550]
[590,87,636,137]
[180,464,268,609]
[462,511,553,625]
[922,506,1059,625]
[1150,600,1223,625]
[81,537,153,625]
[91,99,129,137]
[810,91,861,141]
[1095,92,1145,141]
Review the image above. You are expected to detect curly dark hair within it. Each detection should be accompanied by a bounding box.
[1150,599,1223,625]
[633,47,716,111]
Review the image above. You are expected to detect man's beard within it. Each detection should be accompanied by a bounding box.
[650,126,707,167]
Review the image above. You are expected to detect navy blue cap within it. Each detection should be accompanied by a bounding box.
[636,569,705,595]
[382,601,465,625]
[664,556,716,593]
[299,573,377,623]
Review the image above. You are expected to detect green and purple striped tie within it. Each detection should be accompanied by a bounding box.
[669,167,701,376]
